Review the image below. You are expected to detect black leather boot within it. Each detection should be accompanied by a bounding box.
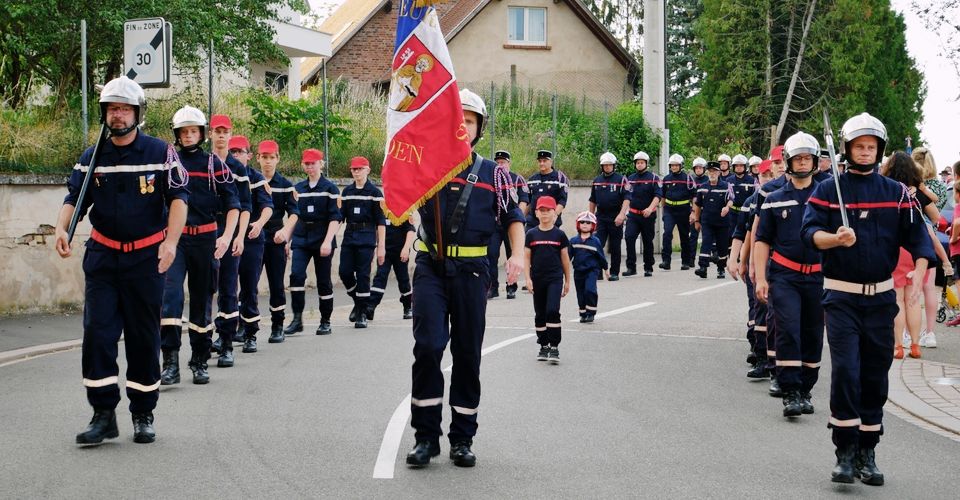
[132,412,156,443]
[189,352,210,385]
[746,361,768,379]
[211,337,222,355]
[242,333,258,353]
[800,392,815,414]
[449,440,477,467]
[782,390,802,417]
[365,304,376,321]
[694,267,708,279]
[217,348,234,368]
[658,261,670,270]
[405,440,440,467]
[316,320,332,335]
[348,305,359,323]
[768,375,783,397]
[831,444,857,484]
[160,350,180,385]
[283,313,303,335]
[76,408,119,445]
[855,448,884,486]
[401,296,413,319]
[268,324,284,343]
[355,311,368,329]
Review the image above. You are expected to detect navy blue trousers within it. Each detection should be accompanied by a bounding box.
[625,214,656,272]
[745,275,757,349]
[290,245,335,321]
[662,206,692,265]
[771,274,824,393]
[697,222,729,270]
[486,227,517,294]
[533,277,563,346]
[238,240,264,338]
[410,255,489,444]
[339,244,374,310]
[824,292,898,449]
[160,240,216,357]
[81,245,163,413]
[574,269,600,316]
[214,249,240,348]
[371,250,411,307]
[753,300,769,363]
[594,217,623,276]
[262,238,287,329]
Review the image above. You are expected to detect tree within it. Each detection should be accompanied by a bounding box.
[666,0,704,109]
[911,0,960,93]
[0,0,307,108]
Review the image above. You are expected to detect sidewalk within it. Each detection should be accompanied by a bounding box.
[888,355,960,440]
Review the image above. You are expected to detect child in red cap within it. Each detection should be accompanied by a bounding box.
[524,196,572,363]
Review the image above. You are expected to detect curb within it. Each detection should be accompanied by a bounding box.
[886,358,960,437]
[0,339,83,367]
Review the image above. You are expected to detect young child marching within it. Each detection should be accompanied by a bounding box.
[524,196,572,363]
[569,211,608,323]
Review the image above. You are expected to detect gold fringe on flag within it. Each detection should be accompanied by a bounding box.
[384,154,473,225]
[413,0,451,7]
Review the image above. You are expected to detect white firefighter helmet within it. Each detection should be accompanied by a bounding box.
[576,211,598,226]
[840,112,887,168]
[717,153,732,163]
[633,151,650,162]
[693,157,707,168]
[171,105,207,146]
[732,154,748,165]
[600,152,617,165]
[748,155,762,166]
[459,88,487,145]
[99,76,146,135]
[668,153,684,165]
[783,131,820,177]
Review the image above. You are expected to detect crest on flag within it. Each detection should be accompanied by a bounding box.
[382,0,473,224]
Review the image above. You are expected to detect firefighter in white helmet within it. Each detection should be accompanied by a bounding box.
[624,151,662,277]
[589,152,630,279]
[659,153,697,270]
[56,76,189,446]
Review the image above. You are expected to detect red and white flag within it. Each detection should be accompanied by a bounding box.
[382,0,472,223]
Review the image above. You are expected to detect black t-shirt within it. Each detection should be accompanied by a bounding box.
[525,226,569,281]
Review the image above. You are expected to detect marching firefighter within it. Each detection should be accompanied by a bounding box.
[284,149,342,336]
[525,150,568,230]
[687,157,709,269]
[487,150,529,298]
[406,89,524,468]
[56,76,188,445]
[801,112,933,485]
[369,215,416,320]
[259,140,300,344]
[339,156,386,329]
[159,106,239,386]
[754,132,825,418]
[692,161,730,279]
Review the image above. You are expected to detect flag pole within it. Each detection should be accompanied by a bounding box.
[433,197,445,262]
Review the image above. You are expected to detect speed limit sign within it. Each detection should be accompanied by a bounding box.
[124,18,171,88]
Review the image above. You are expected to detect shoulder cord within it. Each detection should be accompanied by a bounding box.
[493,163,512,225]
[209,154,234,190]
[166,144,189,189]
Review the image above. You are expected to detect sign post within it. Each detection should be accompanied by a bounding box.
[124,18,171,88]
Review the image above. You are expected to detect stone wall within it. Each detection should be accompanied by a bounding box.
[0,175,597,313]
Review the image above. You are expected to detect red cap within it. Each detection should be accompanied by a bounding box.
[769,145,784,162]
[536,196,557,210]
[349,156,370,169]
[758,159,773,175]
[302,148,324,163]
[228,135,250,150]
[210,114,233,130]
[258,140,279,155]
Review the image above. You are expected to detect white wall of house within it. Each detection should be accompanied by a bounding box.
[450,0,632,103]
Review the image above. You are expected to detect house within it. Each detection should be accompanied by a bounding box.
[301,0,640,104]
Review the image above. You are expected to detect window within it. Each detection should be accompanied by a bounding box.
[508,7,546,45]
[265,71,288,93]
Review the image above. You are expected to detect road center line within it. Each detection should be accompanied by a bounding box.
[677,280,738,296]
[567,301,656,322]
[373,333,535,479]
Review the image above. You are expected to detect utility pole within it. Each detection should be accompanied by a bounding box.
[643,0,668,252]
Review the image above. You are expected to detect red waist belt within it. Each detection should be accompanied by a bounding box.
[628,208,655,215]
[90,228,166,253]
[771,251,821,274]
[182,222,218,236]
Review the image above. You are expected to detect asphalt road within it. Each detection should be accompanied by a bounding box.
[1,262,959,498]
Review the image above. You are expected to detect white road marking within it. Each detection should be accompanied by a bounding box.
[373,333,535,479]
[567,301,656,323]
[677,280,738,296]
